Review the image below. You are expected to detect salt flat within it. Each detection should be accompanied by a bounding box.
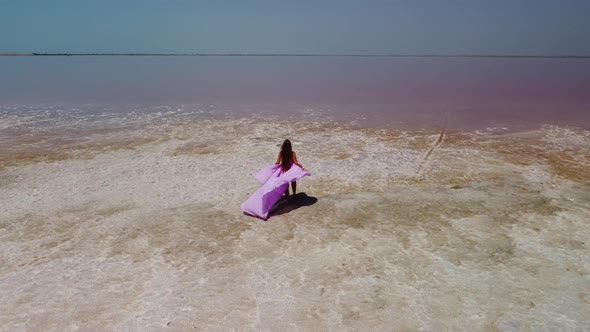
[1,116,589,331]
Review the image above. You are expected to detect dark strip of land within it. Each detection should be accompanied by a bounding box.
[1,53,589,59]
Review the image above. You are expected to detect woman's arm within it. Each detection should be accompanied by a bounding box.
[275,152,282,165]
[292,151,306,170]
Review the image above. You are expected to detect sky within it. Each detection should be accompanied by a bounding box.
[1,0,589,55]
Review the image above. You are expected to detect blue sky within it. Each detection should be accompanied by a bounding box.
[1,0,589,55]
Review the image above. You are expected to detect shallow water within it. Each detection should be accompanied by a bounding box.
[2,56,590,130]
[1,104,589,330]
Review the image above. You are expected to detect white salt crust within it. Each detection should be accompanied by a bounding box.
[1,118,589,331]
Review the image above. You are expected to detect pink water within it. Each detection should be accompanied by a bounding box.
[1,56,589,130]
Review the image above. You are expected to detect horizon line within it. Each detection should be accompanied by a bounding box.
[1,52,590,59]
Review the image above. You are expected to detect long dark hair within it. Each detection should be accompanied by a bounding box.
[280,139,292,171]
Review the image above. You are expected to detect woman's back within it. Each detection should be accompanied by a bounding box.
[277,139,294,172]
[275,139,305,173]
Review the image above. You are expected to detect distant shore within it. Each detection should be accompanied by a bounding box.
[1,52,590,59]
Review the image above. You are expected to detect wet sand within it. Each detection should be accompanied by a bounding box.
[1,112,589,330]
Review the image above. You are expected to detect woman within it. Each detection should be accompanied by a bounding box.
[241,139,310,220]
[275,139,306,199]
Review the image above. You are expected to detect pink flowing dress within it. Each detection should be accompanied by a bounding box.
[241,164,310,220]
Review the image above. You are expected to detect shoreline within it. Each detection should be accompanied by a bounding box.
[1,111,589,176]
[2,52,590,59]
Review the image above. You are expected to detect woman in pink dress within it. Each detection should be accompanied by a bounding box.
[274,139,307,199]
[241,139,310,220]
